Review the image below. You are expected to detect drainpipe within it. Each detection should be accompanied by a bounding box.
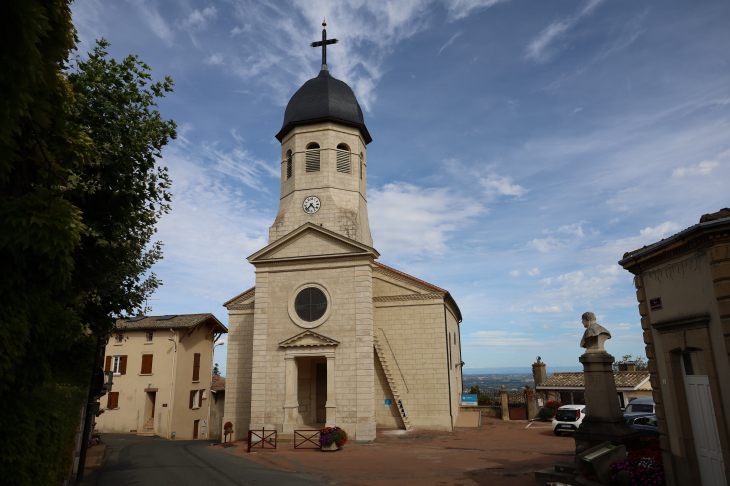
[167,329,177,439]
[444,306,453,427]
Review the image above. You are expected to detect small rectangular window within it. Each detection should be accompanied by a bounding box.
[189,390,199,409]
[305,149,320,172]
[115,334,123,344]
[113,356,123,375]
[107,392,119,409]
[193,353,201,381]
[146,332,153,342]
[141,354,153,374]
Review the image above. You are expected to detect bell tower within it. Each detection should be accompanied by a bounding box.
[269,21,373,247]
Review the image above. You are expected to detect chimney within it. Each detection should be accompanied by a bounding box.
[618,362,628,371]
[532,357,547,387]
[626,361,636,372]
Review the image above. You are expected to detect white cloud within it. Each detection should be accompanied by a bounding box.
[509,269,520,276]
[528,268,540,276]
[130,0,174,47]
[525,0,603,62]
[204,53,225,66]
[177,7,217,32]
[526,236,565,252]
[480,174,528,200]
[464,330,544,347]
[558,221,587,237]
[369,182,484,258]
[672,160,720,178]
[444,0,510,21]
[438,32,463,55]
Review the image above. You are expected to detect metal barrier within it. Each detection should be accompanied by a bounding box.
[247,429,277,453]
[294,430,320,450]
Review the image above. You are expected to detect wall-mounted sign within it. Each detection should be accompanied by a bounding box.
[384,399,392,406]
[650,297,663,311]
[461,394,478,405]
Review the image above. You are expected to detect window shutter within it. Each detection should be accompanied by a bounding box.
[336,149,350,173]
[200,389,205,401]
[107,392,113,408]
[105,356,112,372]
[120,356,127,375]
[113,392,119,409]
[189,390,195,409]
[193,353,201,381]
[305,149,320,172]
[286,156,292,179]
[141,355,152,374]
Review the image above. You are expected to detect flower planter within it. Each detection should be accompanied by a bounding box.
[321,442,339,451]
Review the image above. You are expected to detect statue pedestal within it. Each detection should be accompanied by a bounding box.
[573,352,640,456]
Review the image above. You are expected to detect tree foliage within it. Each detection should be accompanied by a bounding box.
[1,2,176,483]
[613,354,649,371]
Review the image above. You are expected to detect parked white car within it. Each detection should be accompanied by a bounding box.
[552,405,586,436]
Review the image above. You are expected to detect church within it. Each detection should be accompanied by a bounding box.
[222,24,463,441]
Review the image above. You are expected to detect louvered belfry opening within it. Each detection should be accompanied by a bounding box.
[336,143,350,174]
[294,287,328,322]
[359,153,363,180]
[286,150,293,179]
[305,143,320,172]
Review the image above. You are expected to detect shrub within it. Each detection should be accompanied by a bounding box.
[538,400,563,420]
[319,427,348,447]
[609,438,665,486]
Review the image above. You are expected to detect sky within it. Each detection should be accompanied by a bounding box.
[70,0,730,377]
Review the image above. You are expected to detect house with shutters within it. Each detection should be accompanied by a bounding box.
[95,314,227,440]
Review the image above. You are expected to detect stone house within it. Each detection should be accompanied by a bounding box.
[619,208,730,486]
[95,314,227,440]
[534,370,652,408]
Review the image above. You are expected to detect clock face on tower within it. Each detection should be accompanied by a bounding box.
[302,196,321,214]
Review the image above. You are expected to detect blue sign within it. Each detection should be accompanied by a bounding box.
[461,394,478,405]
[384,399,392,406]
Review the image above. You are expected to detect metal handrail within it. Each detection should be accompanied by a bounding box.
[378,328,408,393]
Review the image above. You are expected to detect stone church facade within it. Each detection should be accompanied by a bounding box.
[223,37,463,441]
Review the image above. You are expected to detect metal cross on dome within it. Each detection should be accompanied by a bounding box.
[310,19,338,67]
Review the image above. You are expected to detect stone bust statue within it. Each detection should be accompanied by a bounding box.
[580,312,611,353]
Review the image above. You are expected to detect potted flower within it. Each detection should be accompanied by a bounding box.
[319,426,348,451]
[223,422,233,443]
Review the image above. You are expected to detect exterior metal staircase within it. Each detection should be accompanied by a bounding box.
[373,335,412,430]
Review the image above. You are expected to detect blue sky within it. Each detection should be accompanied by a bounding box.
[71,0,730,376]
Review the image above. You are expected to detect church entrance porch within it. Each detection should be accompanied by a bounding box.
[282,352,336,434]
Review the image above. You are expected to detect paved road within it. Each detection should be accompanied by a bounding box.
[97,434,328,486]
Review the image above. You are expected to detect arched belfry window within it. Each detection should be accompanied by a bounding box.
[285,149,293,179]
[359,153,364,180]
[336,143,350,174]
[305,143,320,172]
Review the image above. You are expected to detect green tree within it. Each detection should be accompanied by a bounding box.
[1,2,175,481]
[213,363,221,376]
[613,354,648,371]
[66,39,176,333]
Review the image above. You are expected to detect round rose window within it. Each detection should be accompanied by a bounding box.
[294,287,328,322]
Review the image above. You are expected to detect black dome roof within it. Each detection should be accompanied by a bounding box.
[276,68,371,144]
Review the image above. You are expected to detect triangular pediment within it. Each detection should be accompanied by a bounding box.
[279,330,340,348]
[248,223,379,263]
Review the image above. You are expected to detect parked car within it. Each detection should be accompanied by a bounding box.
[552,405,586,436]
[623,397,655,420]
[627,414,660,438]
